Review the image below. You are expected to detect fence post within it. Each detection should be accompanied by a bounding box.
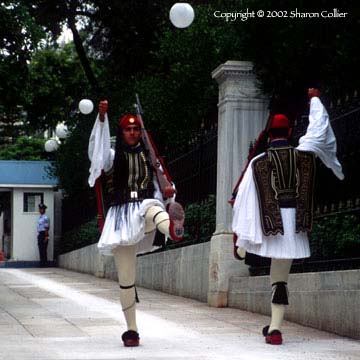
[208,61,269,307]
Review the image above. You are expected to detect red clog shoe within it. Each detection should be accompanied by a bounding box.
[122,330,140,347]
[263,325,283,345]
[167,202,185,242]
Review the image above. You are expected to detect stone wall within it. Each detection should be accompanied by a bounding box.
[58,243,105,278]
[58,241,210,303]
[136,242,210,302]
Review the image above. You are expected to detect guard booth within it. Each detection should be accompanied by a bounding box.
[0,161,59,266]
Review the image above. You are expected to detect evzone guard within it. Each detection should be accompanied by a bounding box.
[232,88,344,345]
[88,99,185,347]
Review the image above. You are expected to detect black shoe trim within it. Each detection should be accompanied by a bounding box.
[268,329,282,336]
[263,325,282,337]
[262,325,270,336]
[122,330,139,342]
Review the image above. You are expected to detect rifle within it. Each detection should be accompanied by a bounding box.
[134,94,173,196]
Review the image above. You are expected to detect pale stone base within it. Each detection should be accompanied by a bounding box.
[207,291,228,308]
[208,233,249,307]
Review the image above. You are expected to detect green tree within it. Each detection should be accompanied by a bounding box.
[26,43,93,132]
[0,1,45,133]
[24,0,101,92]
[0,136,47,160]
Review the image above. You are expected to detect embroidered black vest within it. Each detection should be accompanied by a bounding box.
[252,145,315,236]
[101,144,154,213]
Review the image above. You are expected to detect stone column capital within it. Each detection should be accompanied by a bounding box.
[212,61,267,104]
[212,60,255,85]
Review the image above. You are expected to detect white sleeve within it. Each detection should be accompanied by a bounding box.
[232,156,263,245]
[88,114,113,187]
[296,97,344,180]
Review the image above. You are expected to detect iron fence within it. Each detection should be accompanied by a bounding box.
[167,126,218,205]
[163,127,218,250]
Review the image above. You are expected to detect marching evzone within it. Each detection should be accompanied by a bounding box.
[232,88,344,345]
[88,100,185,347]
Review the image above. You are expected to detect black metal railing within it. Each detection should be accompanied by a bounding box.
[167,126,218,205]
[160,126,218,250]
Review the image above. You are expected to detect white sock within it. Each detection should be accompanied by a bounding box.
[145,206,170,237]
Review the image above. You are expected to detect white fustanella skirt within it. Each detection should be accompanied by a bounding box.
[98,198,165,255]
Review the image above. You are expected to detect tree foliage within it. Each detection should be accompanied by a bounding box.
[0,136,47,160]
[0,1,45,125]
[26,43,92,132]
[310,214,360,258]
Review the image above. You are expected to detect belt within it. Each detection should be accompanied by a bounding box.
[111,189,151,205]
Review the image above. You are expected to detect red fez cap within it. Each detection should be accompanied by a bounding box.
[270,114,290,129]
[118,114,142,129]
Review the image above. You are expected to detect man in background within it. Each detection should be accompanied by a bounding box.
[37,203,49,267]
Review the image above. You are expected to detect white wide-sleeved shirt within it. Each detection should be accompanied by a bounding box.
[297,97,344,180]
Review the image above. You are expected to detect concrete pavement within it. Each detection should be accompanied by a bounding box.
[0,268,358,360]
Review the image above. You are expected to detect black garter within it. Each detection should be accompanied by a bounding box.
[120,284,140,311]
[271,281,289,305]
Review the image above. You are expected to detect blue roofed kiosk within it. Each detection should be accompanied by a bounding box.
[0,160,59,266]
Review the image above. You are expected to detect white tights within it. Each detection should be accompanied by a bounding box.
[269,258,293,332]
[112,205,171,332]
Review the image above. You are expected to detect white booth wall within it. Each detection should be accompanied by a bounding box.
[12,188,54,261]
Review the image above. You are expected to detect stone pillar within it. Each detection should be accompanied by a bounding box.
[208,61,269,307]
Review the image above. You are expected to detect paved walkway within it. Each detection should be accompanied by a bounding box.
[0,268,358,360]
